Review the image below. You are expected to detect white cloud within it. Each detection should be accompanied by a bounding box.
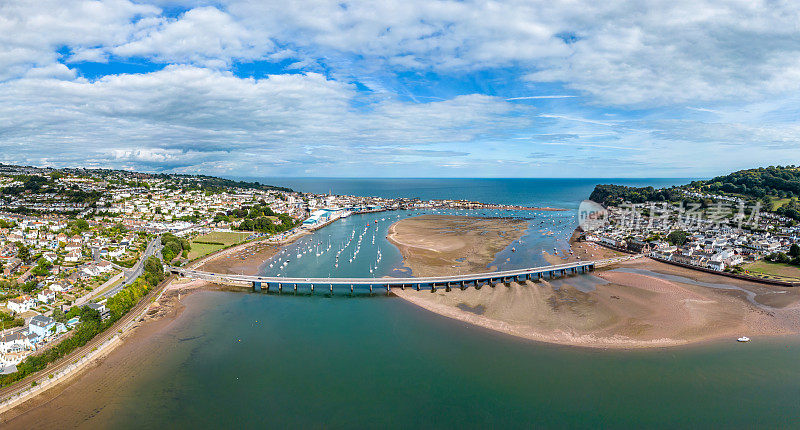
[0,0,160,80]
[109,7,274,66]
[0,66,532,174]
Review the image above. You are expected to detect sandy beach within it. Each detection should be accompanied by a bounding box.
[388,220,800,348]
[0,234,284,427]
[386,215,528,277]
[393,257,800,348]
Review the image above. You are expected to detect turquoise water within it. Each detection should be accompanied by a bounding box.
[106,178,800,428]
[109,292,800,429]
[263,208,577,282]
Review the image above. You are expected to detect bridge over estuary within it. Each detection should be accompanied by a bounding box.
[168,256,633,294]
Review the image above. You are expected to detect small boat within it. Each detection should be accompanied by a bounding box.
[511,247,516,252]
[737,336,750,342]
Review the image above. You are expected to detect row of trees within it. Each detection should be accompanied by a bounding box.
[765,244,800,267]
[236,213,297,233]
[589,184,687,206]
[161,233,190,262]
[693,166,800,201]
[0,257,166,387]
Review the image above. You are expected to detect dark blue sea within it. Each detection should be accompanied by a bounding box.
[243,177,692,209]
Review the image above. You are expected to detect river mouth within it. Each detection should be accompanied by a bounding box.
[16,288,798,429]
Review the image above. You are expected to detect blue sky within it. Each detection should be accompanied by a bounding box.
[2,0,800,178]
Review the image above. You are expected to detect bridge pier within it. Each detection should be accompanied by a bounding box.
[386,285,390,293]
[430,283,436,292]
[311,284,314,293]
[278,283,282,293]
[415,284,420,291]
[369,284,373,293]
[294,283,297,292]
[460,280,466,290]
[252,281,261,292]
[445,283,451,292]
[351,284,354,293]
[330,284,334,294]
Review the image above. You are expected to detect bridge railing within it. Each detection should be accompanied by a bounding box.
[167,258,602,286]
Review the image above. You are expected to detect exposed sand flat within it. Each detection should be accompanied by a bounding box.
[387,215,527,277]
[389,219,800,348]
[197,241,281,275]
[393,264,800,348]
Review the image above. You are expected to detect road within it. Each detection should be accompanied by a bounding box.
[100,237,162,299]
[0,275,174,414]
[171,259,604,287]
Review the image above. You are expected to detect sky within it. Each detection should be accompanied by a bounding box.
[2,0,800,178]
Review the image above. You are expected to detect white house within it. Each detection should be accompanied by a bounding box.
[0,330,34,354]
[7,295,34,314]
[28,315,65,339]
[37,289,55,303]
[65,250,81,262]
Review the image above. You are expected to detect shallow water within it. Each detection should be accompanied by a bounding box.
[89,178,800,428]
[611,267,772,310]
[104,290,800,429]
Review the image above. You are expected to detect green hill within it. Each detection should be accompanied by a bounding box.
[589,165,800,220]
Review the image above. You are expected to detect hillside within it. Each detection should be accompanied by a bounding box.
[589,165,800,220]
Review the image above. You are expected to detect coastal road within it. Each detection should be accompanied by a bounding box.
[0,275,174,415]
[100,237,162,299]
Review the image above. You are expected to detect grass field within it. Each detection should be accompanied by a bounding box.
[187,231,251,260]
[187,242,227,260]
[771,197,793,211]
[192,231,250,246]
[743,260,800,280]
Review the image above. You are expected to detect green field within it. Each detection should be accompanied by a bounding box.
[770,197,792,211]
[188,231,250,260]
[192,231,249,246]
[743,260,800,280]
[187,242,226,260]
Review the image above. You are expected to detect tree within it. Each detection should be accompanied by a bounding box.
[15,243,30,263]
[789,244,800,258]
[666,230,690,246]
[31,259,52,277]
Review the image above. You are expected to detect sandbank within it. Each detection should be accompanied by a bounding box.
[386,215,527,277]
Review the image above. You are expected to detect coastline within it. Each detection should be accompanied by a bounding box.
[0,231,294,424]
[388,224,800,349]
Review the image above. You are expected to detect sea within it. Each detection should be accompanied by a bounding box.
[97,179,800,428]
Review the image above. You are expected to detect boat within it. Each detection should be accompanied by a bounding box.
[737,336,750,342]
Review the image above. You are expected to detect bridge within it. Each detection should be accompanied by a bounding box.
[168,256,632,294]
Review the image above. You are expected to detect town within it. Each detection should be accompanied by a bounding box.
[0,163,557,372]
[584,188,800,284]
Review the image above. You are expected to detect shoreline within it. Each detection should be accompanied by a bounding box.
[388,224,800,350]
[0,231,292,422]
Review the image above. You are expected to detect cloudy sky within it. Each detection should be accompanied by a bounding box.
[2,0,800,178]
